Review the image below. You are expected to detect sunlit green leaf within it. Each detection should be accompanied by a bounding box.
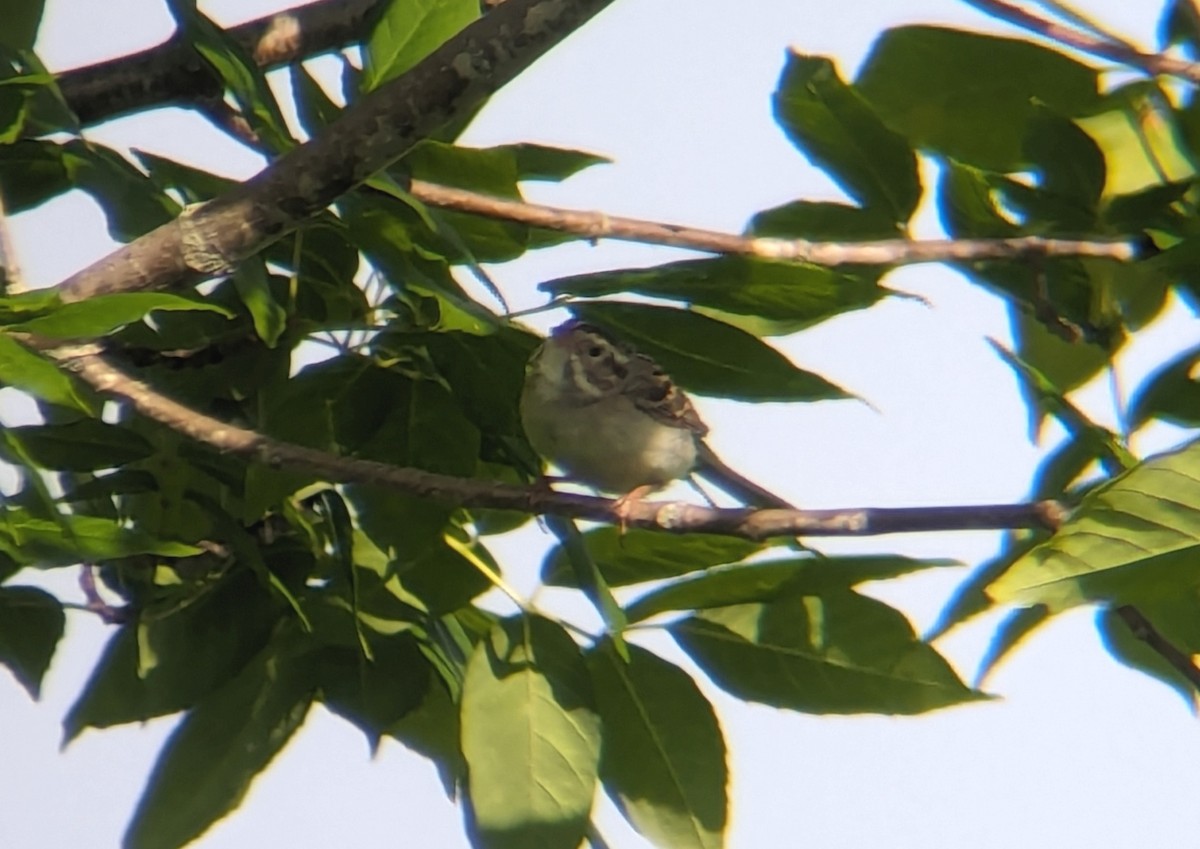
[673,592,983,714]
[461,615,600,849]
[587,641,726,849]
[10,292,231,339]
[990,440,1200,610]
[363,0,478,90]
[858,26,1101,170]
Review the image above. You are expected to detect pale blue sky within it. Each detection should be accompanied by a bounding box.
[4,1,1198,847]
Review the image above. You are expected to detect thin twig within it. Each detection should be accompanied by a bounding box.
[1113,604,1200,693]
[964,0,1200,82]
[409,179,1139,266]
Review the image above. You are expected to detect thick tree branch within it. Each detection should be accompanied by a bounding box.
[56,0,617,303]
[408,179,1139,265]
[965,0,1200,83]
[47,342,1059,541]
[56,0,384,126]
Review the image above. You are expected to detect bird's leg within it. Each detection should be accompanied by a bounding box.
[612,484,657,535]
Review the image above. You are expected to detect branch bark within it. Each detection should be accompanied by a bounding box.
[48,341,1061,540]
[56,0,385,126]
[407,178,1139,265]
[56,0,617,302]
[965,0,1200,83]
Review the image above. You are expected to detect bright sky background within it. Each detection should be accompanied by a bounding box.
[4,1,1200,847]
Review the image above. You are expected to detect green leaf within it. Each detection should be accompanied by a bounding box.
[570,302,851,402]
[542,256,885,327]
[10,292,231,339]
[388,675,465,795]
[5,419,155,471]
[542,527,761,588]
[318,634,431,749]
[64,569,282,740]
[290,63,343,135]
[857,26,1101,170]
[461,615,600,849]
[1098,599,1200,709]
[232,258,287,347]
[672,592,983,714]
[974,604,1050,686]
[773,52,920,222]
[627,555,959,624]
[123,639,315,849]
[61,140,180,241]
[0,508,199,569]
[506,143,609,182]
[926,535,1045,641]
[363,0,479,90]
[0,585,64,699]
[0,333,93,412]
[0,1,45,51]
[1128,342,1200,428]
[990,439,1200,610]
[990,339,1135,471]
[587,641,726,849]
[545,516,627,646]
[168,0,293,152]
[0,139,69,212]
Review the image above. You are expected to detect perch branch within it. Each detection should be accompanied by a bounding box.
[47,341,1060,541]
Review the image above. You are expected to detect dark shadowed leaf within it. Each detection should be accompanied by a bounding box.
[64,569,282,741]
[542,527,761,588]
[0,585,64,699]
[5,419,154,471]
[587,641,726,849]
[1098,598,1200,709]
[461,615,599,849]
[774,51,920,222]
[542,256,884,327]
[123,638,314,849]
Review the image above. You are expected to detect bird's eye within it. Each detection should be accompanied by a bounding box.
[587,346,603,358]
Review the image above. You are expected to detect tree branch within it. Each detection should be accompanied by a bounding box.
[56,0,617,303]
[56,0,385,126]
[964,0,1200,83]
[1113,604,1200,693]
[47,341,1059,541]
[408,178,1139,265]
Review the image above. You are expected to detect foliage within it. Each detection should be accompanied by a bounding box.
[1,1,1200,848]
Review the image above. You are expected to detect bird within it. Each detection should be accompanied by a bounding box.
[519,319,794,510]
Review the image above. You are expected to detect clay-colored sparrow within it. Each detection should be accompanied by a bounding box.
[520,320,793,509]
